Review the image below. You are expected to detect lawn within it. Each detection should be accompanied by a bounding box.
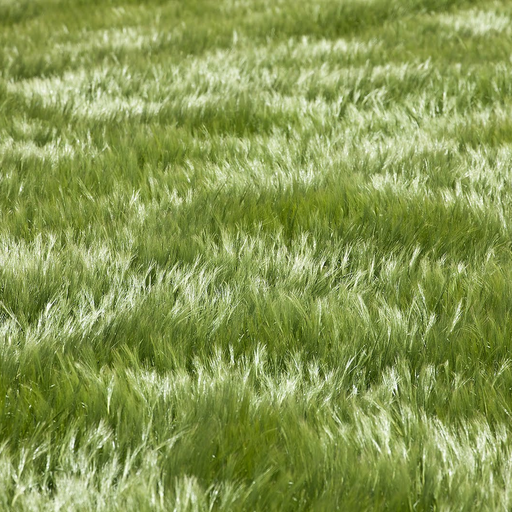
[1,0,512,509]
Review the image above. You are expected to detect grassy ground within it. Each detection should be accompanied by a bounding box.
[1,0,512,509]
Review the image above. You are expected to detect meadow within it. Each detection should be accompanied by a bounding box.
[1,0,512,509]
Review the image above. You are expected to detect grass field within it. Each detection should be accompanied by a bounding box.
[1,0,512,509]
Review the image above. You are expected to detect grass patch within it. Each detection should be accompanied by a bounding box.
[2,0,512,509]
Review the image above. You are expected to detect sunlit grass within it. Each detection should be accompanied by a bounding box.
[2,0,512,509]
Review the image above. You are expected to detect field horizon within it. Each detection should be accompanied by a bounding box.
[2,0,512,510]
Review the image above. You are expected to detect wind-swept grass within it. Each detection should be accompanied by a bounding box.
[2,0,512,509]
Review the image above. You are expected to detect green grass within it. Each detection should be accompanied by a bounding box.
[2,0,512,509]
